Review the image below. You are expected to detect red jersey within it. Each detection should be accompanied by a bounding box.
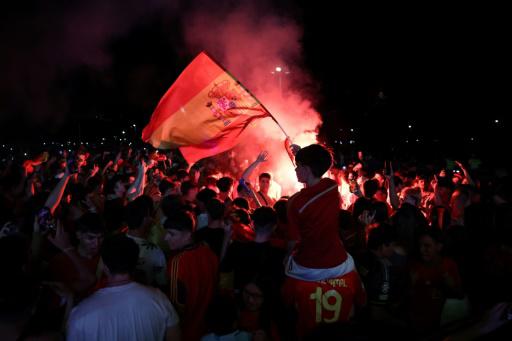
[409,257,461,330]
[287,178,347,268]
[232,222,255,242]
[48,252,100,299]
[168,243,219,341]
[282,270,366,338]
[270,222,289,250]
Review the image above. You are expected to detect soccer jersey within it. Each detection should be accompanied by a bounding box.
[231,223,255,243]
[256,191,276,207]
[287,178,347,268]
[283,271,366,336]
[168,243,219,341]
[282,270,366,338]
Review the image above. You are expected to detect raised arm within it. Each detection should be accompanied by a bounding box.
[387,162,400,210]
[241,151,268,181]
[44,167,72,215]
[127,160,148,201]
[237,179,262,208]
[284,137,301,166]
[48,221,98,292]
[455,160,475,186]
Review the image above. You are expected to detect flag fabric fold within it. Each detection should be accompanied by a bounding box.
[142,51,270,165]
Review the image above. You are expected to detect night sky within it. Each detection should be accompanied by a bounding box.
[1,1,508,158]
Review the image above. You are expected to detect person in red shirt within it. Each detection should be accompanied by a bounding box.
[409,228,464,334]
[285,143,354,280]
[282,143,365,338]
[282,270,366,338]
[164,210,219,341]
[47,213,105,300]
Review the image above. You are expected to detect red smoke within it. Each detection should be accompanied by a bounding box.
[183,4,322,195]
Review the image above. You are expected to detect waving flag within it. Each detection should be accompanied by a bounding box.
[142,52,271,165]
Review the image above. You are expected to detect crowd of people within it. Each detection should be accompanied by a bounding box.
[0,139,511,340]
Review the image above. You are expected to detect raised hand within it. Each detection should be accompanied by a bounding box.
[90,164,100,177]
[47,220,73,252]
[358,209,376,226]
[256,151,269,163]
[285,137,301,155]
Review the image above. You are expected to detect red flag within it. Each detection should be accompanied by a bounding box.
[142,52,270,165]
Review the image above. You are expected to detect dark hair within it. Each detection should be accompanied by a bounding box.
[252,207,277,235]
[273,199,288,224]
[75,213,106,234]
[419,227,444,244]
[206,198,225,221]
[104,175,125,195]
[216,177,234,193]
[372,201,390,224]
[236,184,248,195]
[233,197,250,210]
[231,208,251,225]
[180,180,198,196]
[164,210,196,232]
[159,177,177,195]
[160,194,186,218]
[259,172,271,181]
[367,225,395,251]
[295,144,333,178]
[176,169,189,182]
[125,195,154,230]
[363,179,380,198]
[101,234,139,275]
[197,188,218,205]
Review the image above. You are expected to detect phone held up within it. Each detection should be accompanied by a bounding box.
[37,207,56,234]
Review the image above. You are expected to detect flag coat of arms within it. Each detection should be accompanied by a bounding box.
[142,52,270,165]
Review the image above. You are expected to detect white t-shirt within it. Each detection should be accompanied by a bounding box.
[67,282,179,341]
[127,234,168,287]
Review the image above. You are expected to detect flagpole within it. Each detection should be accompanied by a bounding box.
[200,51,297,164]
[269,115,290,140]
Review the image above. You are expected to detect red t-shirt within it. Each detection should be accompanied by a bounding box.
[48,252,100,299]
[287,178,347,268]
[238,309,281,340]
[232,223,255,242]
[168,243,219,341]
[282,270,366,338]
[270,222,289,250]
[409,257,462,330]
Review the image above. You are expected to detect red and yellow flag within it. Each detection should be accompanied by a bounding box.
[142,52,270,165]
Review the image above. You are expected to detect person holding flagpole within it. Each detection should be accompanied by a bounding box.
[282,142,366,338]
